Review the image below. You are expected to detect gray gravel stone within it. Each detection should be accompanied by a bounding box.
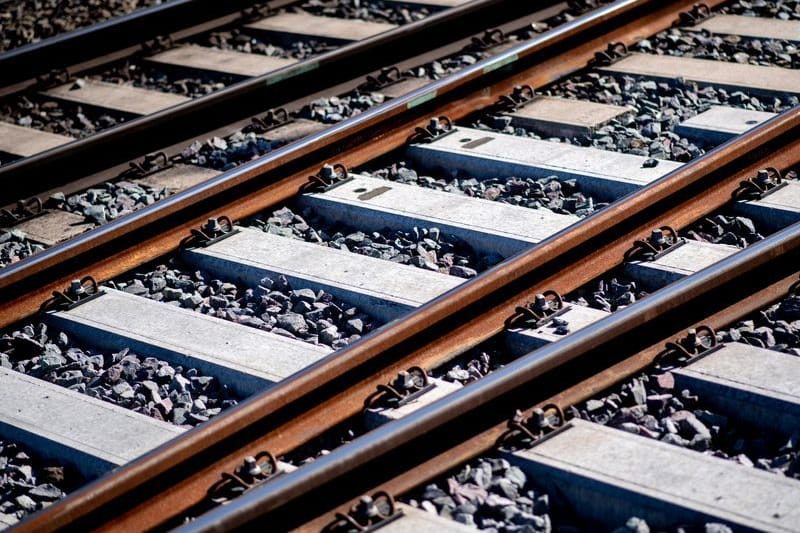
[113,259,374,349]
[0,0,165,52]
[181,131,276,172]
[298,92,387,124]
[573,351,800,479]
[96,60,231,99]
[0,95,128,145]
[642,19,799,69]
[363,161,601,218]
[0,321,237,428]
[0,230,44,269]
[722,0,800,20]
[245,204,490,278]
[63,181,160,223]
[0,438,75,526]
[475,71,795,164]
[299,0,430,25]
[403,454,730,532]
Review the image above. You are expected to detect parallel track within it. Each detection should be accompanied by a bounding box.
[0,0,560,200]
[1,0,798,531]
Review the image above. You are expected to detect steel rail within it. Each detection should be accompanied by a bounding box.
[0,0,714,318]
[1,2,571,209]
[0,0,263,87]
[310,266,800,533]
[0,0,552,202]
[183,212,800,533]
[127,106,799,531]
[0,0,307,97]
[6,0,741,531]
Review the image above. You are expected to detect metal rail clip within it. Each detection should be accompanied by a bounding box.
[358,66,407,92]
[119,152,177,180]
[505,290,564,329]
[407,116,454,144]
[303,163,350,193]
[498,405,565,451]
[180,215,239,249]
[493,84,535,113]
[141,34,174,56]
[364,367,435,411]
[732,167,787,201]
[206,452,283,505]
[654,325,720,369]
[465,28,506,52]
[588,41,629,67]
[244,108,291,134]
[34,68,70,90]
[42,276,105,312]
[674,3,712,28]
[323,491,403,533]
[0,197,45,228]
[623,226,683,263]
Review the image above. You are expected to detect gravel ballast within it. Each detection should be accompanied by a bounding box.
[641,27,799,69]
[573,358,800,480]
[474,75,795,163]
[0,231,44,270]
[0,439,75,529]
[0,322,237,427]
[0,94,129,142]
[362,161,602,218]
[297,0,431,24]
[0,0,165,52]
[245,204,490,278]
[402,455,733,533]
[95,61,231,99]
[721,0,800,20]
[113,260,377,349]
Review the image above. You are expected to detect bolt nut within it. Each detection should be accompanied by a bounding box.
[533,294,548,311]
[67,279,85,297]
[320,164,336,180]
[243,456,262,477]
[650,229,665,246]
[393,371,414,392]
[204,218,222,234]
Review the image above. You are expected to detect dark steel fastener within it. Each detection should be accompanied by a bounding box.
[245,108,290,134]
[505,290,564,328]
[180,215,236,249]
[498,404,565,450]
[358,66,403,92]
[407,115,453,144]
[623,226,679,262]
[364,366,431,410]
[674,3,711,27]
[654,325,718,369]
[494,84,535,113]
[305,163,349,192]
[732,167,783,201]
[323,491,398,532]
[206,452,280,505]
[588,41,628,67]
[0,197,43,227]
[42,276,101,311]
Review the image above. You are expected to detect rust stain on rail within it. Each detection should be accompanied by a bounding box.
[12,0,777,531]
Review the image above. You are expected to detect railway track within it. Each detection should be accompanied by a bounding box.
[0,0,578,267]
[0,0,568,200]
[0,0,799,531]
